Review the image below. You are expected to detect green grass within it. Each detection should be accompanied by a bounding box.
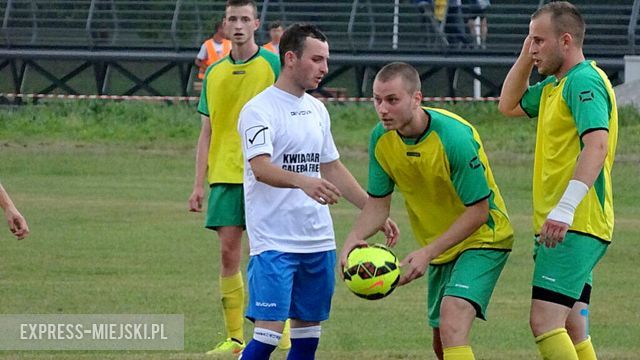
[1,102,639,359]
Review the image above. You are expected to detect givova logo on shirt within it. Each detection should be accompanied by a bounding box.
[290,110,312,116]
[245,126,269,149]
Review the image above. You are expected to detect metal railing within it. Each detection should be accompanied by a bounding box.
[1,0,638,56]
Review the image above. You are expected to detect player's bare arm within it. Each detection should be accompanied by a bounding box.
[0,184,30,240]
[322,160,400,249]
[249,154,341,205]
[340,195,393,269]
[188,115,211,212]
[498,36,534,117]
[540,130,609,246]
[320,160,368,208]
[399,199,489,286]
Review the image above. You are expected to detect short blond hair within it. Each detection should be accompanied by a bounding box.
[532,1,585,47]
[374,62,421,94]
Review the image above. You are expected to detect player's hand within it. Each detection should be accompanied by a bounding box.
[339,237,368,273]
[520,35,534,59]
[188,187,204,212]
[538,219,569,248]
[299,177,341,205]
[398,247,433,286]
[379,218,399,247]
[5,208,29,240]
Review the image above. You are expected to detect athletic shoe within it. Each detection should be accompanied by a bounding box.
[206,338,245,356]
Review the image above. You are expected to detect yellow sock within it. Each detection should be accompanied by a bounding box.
[443,345,475,360]
[220,272,244,342]
[535,328,579,360]
[575,336,597,360]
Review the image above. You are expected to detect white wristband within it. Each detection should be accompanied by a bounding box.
[547,180,589,226]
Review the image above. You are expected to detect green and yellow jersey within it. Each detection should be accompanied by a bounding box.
[197,47,280,185]
[368,107,514,264]
[520,60,617,241]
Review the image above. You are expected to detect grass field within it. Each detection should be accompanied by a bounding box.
[1,101,639,359]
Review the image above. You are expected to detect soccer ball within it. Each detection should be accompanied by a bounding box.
[343,244,400,300]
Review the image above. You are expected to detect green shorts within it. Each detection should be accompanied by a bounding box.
[532,232,608,299]
[427,249,509,328]
[205,184,245,229]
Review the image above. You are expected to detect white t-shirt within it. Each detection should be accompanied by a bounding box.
[238,85,340,255]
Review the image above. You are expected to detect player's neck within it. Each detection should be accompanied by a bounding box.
[398,108,430,139]
[230,41,259,62]
[275,75,305,98]
[555,50,585,79]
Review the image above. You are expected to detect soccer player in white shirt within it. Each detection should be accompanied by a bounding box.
[238,23,398,359]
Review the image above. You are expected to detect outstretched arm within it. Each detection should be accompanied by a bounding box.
[498,36,534,117]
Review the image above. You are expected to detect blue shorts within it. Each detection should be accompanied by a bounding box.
[246,250,336,323]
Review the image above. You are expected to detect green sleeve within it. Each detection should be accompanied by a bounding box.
[520,76,555,118]
[441,125,491,206]
[563,70,611,136]
[197,66,213,116]
[367,123,394,197]
[261,48,281,80]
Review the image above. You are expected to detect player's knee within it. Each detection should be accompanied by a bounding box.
[220,240,241,255]
[218,228,242,255]
[217,226,243,243]
[220,250,241,268]
[529,315,539,333]
[439,297,474,342]
[440,316,469,343]
[219,243,242,274]
[565,318,580,334]
[529,311,553,336]
[439,320,467,344]
[529,295,574,336]
[565,319,587,343]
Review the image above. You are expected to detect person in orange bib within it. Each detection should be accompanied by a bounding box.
[195,18,232,80]
[262,20,284,56]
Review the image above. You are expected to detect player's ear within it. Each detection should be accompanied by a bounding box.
[560,32,572,48]
[284,50,297,67]
[413,90,423,106]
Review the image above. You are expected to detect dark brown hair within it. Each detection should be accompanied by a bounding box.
[225,0,258,18]
[279,23,328,66]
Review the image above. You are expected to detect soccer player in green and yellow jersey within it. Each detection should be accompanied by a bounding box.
[340,62,514,360]
[499,2,617,359]
[187,0,282,355]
